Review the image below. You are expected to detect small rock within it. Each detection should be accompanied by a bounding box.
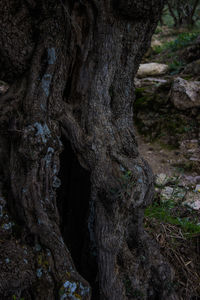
[173,187,186,200]
[170,77,200,110]
[137,63,169,78]
[135,77,168,88]
[180,139,199,151]
[155,173,168,186]
[185,200,200,210]
[134,77,169,96]
[184,175,200,184]
[36,268,43,278]
[195,184,200,192]
[151,39,162,48]
[189,157,200,161]
[183,191,200,210]
[161,186,174,201]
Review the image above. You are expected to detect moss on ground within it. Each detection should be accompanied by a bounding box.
[145,200,200,237]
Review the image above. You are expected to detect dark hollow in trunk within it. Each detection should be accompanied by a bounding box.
[57,137,91,268]
[57,137,99,298]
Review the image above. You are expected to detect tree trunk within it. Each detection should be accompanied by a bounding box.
[0,1,177,299]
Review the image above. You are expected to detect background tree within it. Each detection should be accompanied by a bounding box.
[167,0,200,27]
[0,1,177,299]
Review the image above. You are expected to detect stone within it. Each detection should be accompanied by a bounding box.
[170,77,200,110]
[155,173,168,186]
[195,184,200,192]
[180,175,200,188]
[173,187,186,200]
[137,63,169,78]
[180,140,199,154]
[183,191,200,210]
[160,186,174,201]
[179,140,200,170]
[151,39,162,48]
[135,77,168,90]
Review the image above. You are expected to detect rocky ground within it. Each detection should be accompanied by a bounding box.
[137,134,200,210]
[135,28,200,299]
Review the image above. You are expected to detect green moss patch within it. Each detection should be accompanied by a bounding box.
[145,200,200,237]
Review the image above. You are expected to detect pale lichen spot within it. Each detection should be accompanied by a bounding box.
[35,243,42,252]
[60,293,67,300]
[42,74,52,97]
[136,165,143,173]
[40,103,46,112]
[79,283,90,296]
[60,281,82,300]
[36,268,43,278]
[44,147,54,166]
[59,237,65,245]
[63,281,77,292]
[48,48,56,65]
[53,176,61,188]
[34,122,51,144]
[3,222,13,230]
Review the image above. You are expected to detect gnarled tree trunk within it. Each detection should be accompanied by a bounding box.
[0,1,177,299]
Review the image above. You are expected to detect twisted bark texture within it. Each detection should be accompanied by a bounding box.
[0,1,178,299]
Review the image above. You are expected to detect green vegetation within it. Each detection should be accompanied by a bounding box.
[168,59,185,74]
[153,31,199,55]
[162,12,174,27]
[145,200,200,237]
[167,32,199,51]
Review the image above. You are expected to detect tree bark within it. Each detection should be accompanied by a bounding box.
[0,1,177,299]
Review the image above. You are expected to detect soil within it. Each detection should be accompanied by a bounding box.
[137,133,181,176]
[136,132,200,182]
